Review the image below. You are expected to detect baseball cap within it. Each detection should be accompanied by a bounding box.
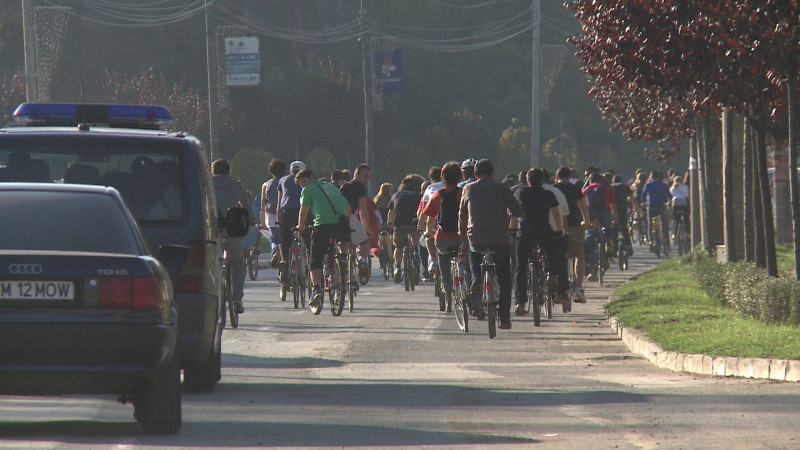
[289,160,306,173]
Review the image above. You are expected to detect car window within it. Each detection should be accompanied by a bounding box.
[0,136,187,224]
[0,191,142,254]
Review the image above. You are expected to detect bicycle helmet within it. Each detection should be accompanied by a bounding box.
[461,158,477,171]
[289,160,306,174]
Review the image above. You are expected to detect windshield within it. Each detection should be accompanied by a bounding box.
[0,190,142,254]
[0,136,188,224]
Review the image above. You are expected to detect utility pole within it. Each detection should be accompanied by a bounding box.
[204,0,220,163]
[360,0,374,191]
[530,0,541,167]
[21,0,38,102]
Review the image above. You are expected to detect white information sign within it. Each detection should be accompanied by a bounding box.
[225,37,260,86]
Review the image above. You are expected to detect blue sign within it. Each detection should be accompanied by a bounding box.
[375,49,403,93]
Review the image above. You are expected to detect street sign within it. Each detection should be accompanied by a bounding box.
[225,36,260,86]
[374,49,403,93]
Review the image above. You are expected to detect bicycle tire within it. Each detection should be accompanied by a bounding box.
[544,283,553,320]
[529,264,541,326]
[247,252,258,281]
[403,246,411,292]
[228,295,238,329]
[438,278,446,311]
[348,252,356,313]
[485,268,497,339]
[596,240,604,287]
[330,257,344,316]
[453,258,469,332]
[411,247,419,291]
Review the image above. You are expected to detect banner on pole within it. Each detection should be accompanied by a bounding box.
[225,36,260,86]
[374,49,403,93]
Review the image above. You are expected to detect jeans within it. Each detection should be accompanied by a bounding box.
[222,237,245,303]
[435,238,461,292]
[469,243,512,321]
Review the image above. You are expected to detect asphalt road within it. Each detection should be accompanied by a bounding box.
[2,245,800,449]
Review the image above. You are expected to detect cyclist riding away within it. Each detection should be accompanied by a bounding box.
[421,162,463,301]
[277,161,306,285]
[212,159,251,314]
[459,159,523,330]
[339,164,373,284]
[583,172,618,280]
[388,176,423,282]
[670,174,690,240]
[553,166,591,302]
[514,168,565,315]
[419,166,444,277]
[610,174,634,255]
[261,159,287,269]
[295,169,351,308]
[458,158,477,188]
[641,170,672,247]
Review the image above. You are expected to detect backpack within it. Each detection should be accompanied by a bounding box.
[437,187,461,233]
[585,184,608,211]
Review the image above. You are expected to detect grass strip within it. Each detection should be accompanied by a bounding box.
[609,257,800,360]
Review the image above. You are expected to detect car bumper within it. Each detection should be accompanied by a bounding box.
[0,322,177,395]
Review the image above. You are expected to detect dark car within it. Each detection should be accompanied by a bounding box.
[0,183,184,433]
[0,103,243,392]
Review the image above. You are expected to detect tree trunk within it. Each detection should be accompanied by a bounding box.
[743,116,754,262]
[690,134,702,249]
[787,75,800,280]
[722,109,738,262]
[696,116,709,249]
[753,132,767,268]
[752,114,778,277]
[703,116,725,252]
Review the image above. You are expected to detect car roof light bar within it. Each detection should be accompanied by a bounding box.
[12,103,174,129]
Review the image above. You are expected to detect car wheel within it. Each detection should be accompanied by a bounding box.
[134,355,181,434]
[182,346,220,393]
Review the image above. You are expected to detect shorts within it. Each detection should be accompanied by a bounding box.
[310,223,349,270]
[393,226,419,250]
[566,226,585,258]
[350,215,369,246]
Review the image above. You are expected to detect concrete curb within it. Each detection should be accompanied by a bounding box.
[607,295,800,382]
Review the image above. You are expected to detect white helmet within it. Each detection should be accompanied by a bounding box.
[290,160,306,174]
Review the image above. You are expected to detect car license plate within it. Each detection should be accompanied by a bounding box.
[0,281,75,300]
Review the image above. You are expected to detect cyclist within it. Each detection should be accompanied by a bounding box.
[295,169,351,307]
[261,159,287,269]
[339,164,373,283]
[641,170,672,248]
[419,166,444,277]
[554,166,591,302]
[212,159,251,314]
[670,174,690,240]
[610,174,634,255]
[514,168,565,315]
[583,172,618,280]
[459,159,523,329]
[458,158,477,188]
[276,161,306,285]
[422,162,463,302]
[388,176,423,282]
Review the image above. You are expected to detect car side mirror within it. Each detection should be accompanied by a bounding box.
[222,206,249,238]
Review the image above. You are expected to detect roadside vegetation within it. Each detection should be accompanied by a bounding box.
[609,253,800,360]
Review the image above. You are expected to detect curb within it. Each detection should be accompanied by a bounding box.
[607,295,800,382]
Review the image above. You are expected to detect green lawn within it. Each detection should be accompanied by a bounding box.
[609,257,800,360]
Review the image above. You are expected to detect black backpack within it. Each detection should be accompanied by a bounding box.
[437,187,461,233]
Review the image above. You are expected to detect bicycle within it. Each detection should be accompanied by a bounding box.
[290,229,308,309]
[617,227,630,271]
[379,230,394,281]
[478,249,500,339]
[591,226,610,286]
[527,243,548,326]
[346,244,358,313]
[627,212,640,245]
[220,247,238,329]
[402,231,420,292]
[674,210,690,256]
[246,248,259,281]
[649,214,664,259]
[434,257,445,311]
[450,245,470,333]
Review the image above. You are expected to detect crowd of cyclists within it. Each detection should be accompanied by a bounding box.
[212,156,692,335]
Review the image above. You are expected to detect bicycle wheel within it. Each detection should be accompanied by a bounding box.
[247,252,258,281]
[453,261,468,333]
[348,252,356,313]
[543,280,553,320]
[596,240,604,286]
[485,267,497,339]
[529,264,541,326]
[330,256,345,316]
[403,247,411,292]
[411,248,419,291]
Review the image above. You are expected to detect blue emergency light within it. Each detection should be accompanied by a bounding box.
[12,103,174,129]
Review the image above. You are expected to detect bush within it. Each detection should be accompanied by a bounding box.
[691,248,800,325]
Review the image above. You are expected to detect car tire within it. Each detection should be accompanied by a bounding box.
[182,343,221,393]
[134,355,181,434]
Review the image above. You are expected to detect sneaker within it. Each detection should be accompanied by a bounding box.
[514,303,528,316]
[556,292,569,305]
[270,251,281,269]
[234,300,244,314]
[393,267,402,283]
[499,319,512,330]
[310,289,324,307]
[358,261,371,285]
[574,287,586,303]
[428,262,439,276]
[586,271,596,281]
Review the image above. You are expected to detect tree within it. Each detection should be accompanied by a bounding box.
[0,70,25,124]
[231,147,273,193]
[305,146,336,179]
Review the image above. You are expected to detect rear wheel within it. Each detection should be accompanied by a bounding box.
[486,269,497,339]
[529,265,541,327]
[403,247,411,292]
[453,260,469,333]
[228,296,239,329]
[247,251,258,281]
[544,283,553,320]
[134,355,181,434]
[348,253,356,313]
[331,257,345,316]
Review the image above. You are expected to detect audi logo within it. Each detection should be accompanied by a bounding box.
[8,264,43,275]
